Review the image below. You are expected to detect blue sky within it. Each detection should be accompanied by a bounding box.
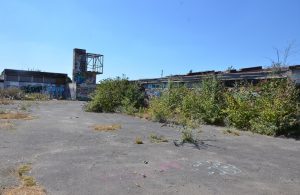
[0,0,300,81]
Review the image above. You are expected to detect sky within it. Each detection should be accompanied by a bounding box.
[0,0,300,81]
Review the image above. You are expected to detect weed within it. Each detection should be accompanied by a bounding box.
[149,133,168,143]
[135,136,144,144]
[21,175,36,187]
[18,164,32,176]
[223,129,240,136]
[92,124,121,131]
[181,129,196,144]
[3,164,45,195]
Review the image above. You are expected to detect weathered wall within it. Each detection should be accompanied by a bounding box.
[76,84,96,100]
[4,81,65,98]
[73,49,96,85]
[291,69,300,85]
[73,48,98,99]
[0,82,3,89]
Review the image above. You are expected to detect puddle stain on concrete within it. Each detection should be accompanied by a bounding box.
[193,161,241,176]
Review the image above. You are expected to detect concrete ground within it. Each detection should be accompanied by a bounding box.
[0,101,299,195]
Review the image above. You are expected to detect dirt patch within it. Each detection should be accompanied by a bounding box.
[0,112,33,120]
[92,124,121,131]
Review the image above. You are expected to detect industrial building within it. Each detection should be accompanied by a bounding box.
[137,65,300,97]
[0,48,104,99]
[1,47,299,99]
[0,69,69,98]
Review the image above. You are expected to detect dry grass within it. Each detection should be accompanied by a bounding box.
[18,164,32,176]
[0,112,33,120]
[135,136,144,144]
[135,112,151,120]
[0,121,14,130]
[2,164,46,195]
[149,133,168,143]
[0,98,12,105]
[3,186,46,195]
[21,176,36,187]
[223,129,240,136]
[92,124,121,131]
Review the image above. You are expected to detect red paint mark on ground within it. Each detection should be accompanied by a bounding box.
[159,161,182,172]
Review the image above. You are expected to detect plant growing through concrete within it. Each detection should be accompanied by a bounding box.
[149,133,168,143]
[21,175,37,187]
[18,164,32,176]
[135,136,144,144]
[3,164,45,195]
[181,128,196,144]
[223,129,240,136]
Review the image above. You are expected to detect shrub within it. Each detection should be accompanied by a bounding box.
[86,77,145,113]
[148,85,189,123]
[223,83,257,129]
[148,95,172,122]
[249,79,299,135]
[148,77,225,126]
[181,77,225,125]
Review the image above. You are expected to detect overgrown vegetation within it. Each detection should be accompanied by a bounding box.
[86,76,300,137]
[86,77,145,113]
[149,133,168,143]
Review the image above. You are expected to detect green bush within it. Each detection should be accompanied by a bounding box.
[148,77,225,126]
[181,77,225,125]
[86,77,145,113]
[148,85,189,123]
[249,79,299,135]
[223,79,299,136]
[148,95,172,122]
[223,83,257,129]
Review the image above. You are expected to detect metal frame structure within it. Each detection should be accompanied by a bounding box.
[86,53,103,74]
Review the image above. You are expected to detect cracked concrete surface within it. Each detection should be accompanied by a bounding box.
[0,101,300,195]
